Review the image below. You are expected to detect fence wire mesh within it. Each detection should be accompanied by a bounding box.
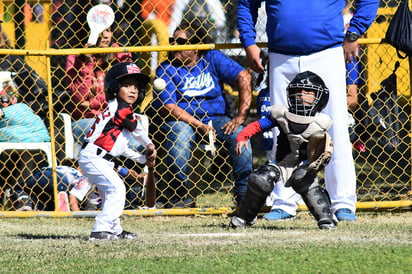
[0,0,411,214]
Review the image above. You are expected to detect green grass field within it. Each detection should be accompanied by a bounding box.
[0,211,411,273]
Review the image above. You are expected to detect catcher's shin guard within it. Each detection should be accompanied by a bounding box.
[301,186,336,229]
[230,165,280,228]
[287,165,336,229]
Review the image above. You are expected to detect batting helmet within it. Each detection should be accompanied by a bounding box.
[104,62,150,103]
[286,71,329,116]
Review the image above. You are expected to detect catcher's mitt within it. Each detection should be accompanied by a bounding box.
[307,132,333,175]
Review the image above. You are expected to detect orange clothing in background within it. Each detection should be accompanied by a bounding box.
[141,0,175,26]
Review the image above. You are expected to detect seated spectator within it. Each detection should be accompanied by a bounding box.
[0,78,50,143]
[151,21,253,207]
[0,78,50,190]
[65,27,132,147]
[8,158,146,211]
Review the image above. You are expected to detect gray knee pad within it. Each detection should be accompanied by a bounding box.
[248,164,280,197]
[236,165,280,223]
[286,164,316,193]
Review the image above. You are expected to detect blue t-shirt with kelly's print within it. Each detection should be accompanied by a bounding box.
[153,50,244,124]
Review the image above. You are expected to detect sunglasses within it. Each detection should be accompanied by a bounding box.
[169,37,190,45]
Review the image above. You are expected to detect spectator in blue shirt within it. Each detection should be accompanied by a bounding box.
[152,21,253,207]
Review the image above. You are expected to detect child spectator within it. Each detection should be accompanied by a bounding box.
[9,158,95,211]
[8,158,147,212]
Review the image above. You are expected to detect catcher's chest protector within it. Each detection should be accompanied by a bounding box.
[270,105,332,154]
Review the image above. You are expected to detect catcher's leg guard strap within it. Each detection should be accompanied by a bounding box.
[237,165,280,222]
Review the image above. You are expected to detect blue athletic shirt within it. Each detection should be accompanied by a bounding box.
[256,87,273,151]
[237,0,379,55]
[153,50,244,123]
[346,60,365,85]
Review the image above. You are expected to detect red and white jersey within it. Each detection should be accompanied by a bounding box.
[84,98,152,164]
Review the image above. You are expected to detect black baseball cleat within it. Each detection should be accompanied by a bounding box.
[89,231,119,241]
[117,230,138,239]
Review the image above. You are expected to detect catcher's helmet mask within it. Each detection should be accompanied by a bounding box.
[287,71,329,116]
[104,62,150,104]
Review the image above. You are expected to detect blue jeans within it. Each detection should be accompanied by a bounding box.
[161,116,253,204]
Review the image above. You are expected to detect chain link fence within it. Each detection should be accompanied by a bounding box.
[0,0,411,214]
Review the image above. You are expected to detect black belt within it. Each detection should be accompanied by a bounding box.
[100,149,116,163]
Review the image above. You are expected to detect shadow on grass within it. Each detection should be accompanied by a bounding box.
[200,221,303,231]
[17,233,84,240]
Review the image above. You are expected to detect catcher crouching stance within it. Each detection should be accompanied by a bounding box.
[230,71,336,230]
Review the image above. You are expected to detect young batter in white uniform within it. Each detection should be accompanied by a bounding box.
[79,62,157,241]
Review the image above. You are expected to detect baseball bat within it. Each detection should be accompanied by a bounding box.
[145,148,156,208]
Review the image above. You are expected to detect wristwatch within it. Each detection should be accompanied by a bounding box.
[346,31,359,42]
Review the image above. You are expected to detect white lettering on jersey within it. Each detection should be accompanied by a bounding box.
[182,72,215,97]
[263,131,273,139]
[260,104,271,113]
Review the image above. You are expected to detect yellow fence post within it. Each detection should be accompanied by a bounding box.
[44,41,58,212]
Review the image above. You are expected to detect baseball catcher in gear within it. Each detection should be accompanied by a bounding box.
[231,71,336,229]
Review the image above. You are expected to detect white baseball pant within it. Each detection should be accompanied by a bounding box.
[78,151,126,234]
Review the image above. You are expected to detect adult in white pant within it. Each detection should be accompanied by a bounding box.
[236,0,379,221]
[267,47,357,220]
